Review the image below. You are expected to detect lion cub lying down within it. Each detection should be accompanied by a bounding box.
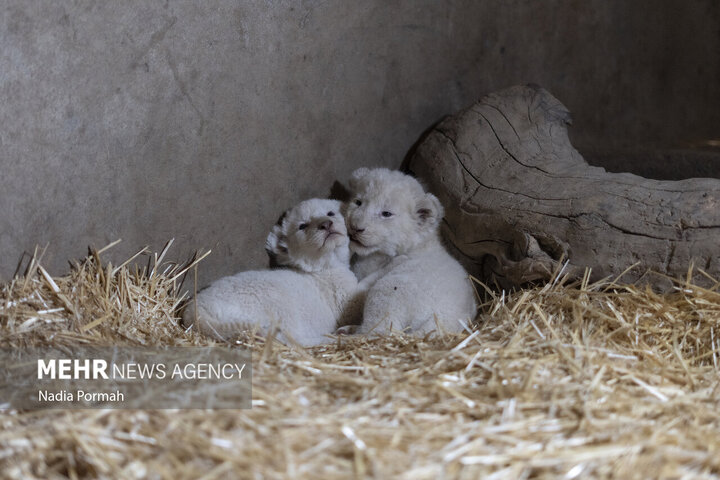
[344,168,477,335]
[183,199,360,346]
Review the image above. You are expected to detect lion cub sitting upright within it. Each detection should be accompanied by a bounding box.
[344,168,477,335]
[183,199,360,346]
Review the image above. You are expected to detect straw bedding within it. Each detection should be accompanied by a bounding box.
[1,243,719,479]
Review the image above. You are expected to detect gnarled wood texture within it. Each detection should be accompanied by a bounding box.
[409,85,720,289]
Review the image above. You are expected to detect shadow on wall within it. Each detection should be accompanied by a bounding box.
[583,145,720,180]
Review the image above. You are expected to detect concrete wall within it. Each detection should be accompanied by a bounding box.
[2,1,718,286]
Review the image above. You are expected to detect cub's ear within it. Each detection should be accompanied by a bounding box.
[415,193,444,231]
[265,225,290,268]
[348,167,370,191]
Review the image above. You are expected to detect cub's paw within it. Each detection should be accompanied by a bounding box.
[335,325,359,335]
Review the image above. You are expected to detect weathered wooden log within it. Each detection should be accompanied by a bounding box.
[408,84,720,289]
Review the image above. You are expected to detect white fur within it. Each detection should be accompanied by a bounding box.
[344,168,477,335]
[183,199,361,346]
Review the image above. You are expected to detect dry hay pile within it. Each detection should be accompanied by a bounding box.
[1,244,719,479]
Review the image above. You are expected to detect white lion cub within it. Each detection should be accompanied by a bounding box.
[344,168,477,335]
[183,199,360,346]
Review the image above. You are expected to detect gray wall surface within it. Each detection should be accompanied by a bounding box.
[2,1,719,286]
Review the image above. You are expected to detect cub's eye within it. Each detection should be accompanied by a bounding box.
[327,211,335,216]
[354,199,362,206]
[381,211,393,218]
[298,223,308,231]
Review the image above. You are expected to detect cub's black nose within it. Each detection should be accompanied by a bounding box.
[319,220,333,230]
[350,225,365,234]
